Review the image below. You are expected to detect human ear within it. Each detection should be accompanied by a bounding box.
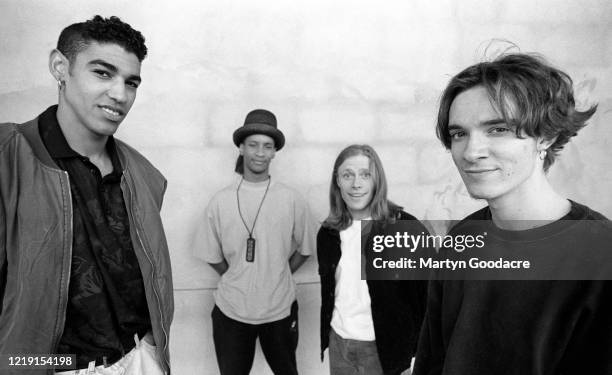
[49,49,69,84]
[537,135,557,152]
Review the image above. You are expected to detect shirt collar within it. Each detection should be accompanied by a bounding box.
[39,105,80,159]
[38,105,123,174]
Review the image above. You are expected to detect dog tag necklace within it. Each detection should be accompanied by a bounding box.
[236,176,271,262]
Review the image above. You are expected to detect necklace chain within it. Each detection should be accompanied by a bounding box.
[236,176,271,238]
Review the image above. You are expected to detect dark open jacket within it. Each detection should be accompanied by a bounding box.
[0,116,174,374]
[317,209,428,374]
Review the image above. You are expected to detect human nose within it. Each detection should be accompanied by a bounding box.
[351,175,363,189]
[461,133,489,162]
[107,79,128,103]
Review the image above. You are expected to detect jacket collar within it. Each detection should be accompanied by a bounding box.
[19,118,59,170]
[320,224,341,239]
[38,105,80,159]
[18,109,129,172]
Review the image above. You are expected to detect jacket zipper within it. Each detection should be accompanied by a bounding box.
[125,174,170,373]
[51,171,73,357]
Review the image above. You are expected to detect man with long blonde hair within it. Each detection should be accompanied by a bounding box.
[318,144,428,375]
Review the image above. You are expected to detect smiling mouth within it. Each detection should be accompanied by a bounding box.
[99,105,124,118]
[348,193,367,198]
[464,169,497,175]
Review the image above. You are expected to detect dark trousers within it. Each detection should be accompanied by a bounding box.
[211,301,299,375]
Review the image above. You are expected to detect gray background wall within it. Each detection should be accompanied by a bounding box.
[1,0,611,373]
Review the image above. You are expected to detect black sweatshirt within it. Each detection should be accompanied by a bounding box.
[414,201,612,375]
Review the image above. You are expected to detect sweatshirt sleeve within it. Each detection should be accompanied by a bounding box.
[413,279,445,375]
[560,281,612,373]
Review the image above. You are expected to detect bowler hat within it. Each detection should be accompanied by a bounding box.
[233,109,285,150]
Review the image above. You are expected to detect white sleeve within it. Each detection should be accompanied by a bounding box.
[193,198,225,263]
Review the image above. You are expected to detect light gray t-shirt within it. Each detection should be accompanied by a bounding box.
[198,177,315,324]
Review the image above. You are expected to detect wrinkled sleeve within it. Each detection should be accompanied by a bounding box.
[0,144,7,311]
[0,188,6,307]
[193,198,224,264]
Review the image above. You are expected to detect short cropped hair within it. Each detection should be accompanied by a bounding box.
[57,15,147,63]
[437,53,597,171]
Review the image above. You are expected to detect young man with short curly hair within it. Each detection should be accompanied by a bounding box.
[0,16,173,375]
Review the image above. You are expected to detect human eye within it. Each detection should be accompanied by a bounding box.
[488,126,512,135]
[126,80,140,89]
[360,171,372,179]
[449,130,466,140]
[340,172,353,181]
[93,69,111,79]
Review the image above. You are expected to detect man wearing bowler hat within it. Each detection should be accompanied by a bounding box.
[197,109,316,374]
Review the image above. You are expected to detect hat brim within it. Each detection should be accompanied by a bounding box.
[233,123,285,150]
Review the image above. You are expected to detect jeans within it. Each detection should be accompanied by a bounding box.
[211,301,299,375]
[328,328,384,375]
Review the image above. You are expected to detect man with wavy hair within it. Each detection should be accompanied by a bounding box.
[0,16,173,374]
[413,53,612,374]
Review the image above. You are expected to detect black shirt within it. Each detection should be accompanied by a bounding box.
[38,106,151,368]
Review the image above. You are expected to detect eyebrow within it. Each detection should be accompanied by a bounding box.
[448,118,506,131]
[88,59,142,83]
[339,167,370,172]
[481,118,506,126]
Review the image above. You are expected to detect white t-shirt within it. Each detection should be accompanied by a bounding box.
[196,177,315,324]
[331,219,376,341]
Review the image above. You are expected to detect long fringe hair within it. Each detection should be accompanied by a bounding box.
[436,53,597,172]
[323,144,400,231]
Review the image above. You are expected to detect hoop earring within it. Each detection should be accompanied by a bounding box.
[538,149,547,161]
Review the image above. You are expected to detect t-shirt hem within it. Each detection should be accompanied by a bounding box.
[215,299,293,325]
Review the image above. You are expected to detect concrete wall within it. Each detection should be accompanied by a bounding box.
[1,1,611,373]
